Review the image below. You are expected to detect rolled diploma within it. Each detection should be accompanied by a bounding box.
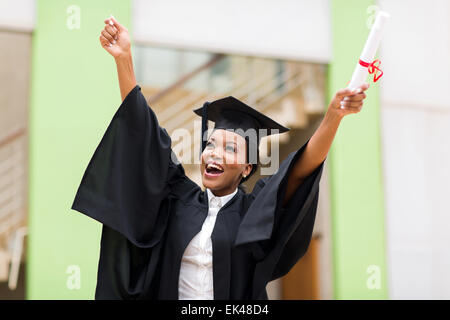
[347,11,390,91]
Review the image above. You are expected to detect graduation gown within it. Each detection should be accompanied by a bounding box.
[71,85,324,300]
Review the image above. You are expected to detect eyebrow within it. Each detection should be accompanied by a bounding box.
[209,137,237,146]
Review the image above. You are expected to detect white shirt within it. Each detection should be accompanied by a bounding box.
[178,187,238,300]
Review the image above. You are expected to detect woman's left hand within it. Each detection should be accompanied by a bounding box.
[328,83,370,118]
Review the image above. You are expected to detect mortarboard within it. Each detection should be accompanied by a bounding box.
[193,96,289,182]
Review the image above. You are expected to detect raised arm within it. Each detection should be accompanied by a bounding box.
[283,83,370,206]
[99,16,136,101]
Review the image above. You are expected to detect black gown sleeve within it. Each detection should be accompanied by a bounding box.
[71,85,185,248]
[94,225,154,299]
[234,139,324,298]
[269,164,322,280]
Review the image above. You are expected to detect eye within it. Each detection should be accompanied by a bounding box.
[205,141,214,148]
[226,145,236,153]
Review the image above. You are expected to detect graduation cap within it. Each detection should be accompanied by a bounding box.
[193,96,289,183]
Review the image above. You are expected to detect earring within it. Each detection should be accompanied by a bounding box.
[243,174,247,178]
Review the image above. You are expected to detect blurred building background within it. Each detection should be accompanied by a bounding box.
[0,0,448,299]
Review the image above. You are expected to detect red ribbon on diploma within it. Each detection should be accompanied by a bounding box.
[359,59,384,82]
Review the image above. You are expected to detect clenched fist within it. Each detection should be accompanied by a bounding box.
[99,16,130,58]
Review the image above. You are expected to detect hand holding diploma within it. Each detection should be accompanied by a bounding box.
[328,83,370,118]
[338,11,390,110]
[330,10,390,114]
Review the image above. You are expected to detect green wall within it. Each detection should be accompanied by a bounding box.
[328,0,388,299]
[27,0,131,299]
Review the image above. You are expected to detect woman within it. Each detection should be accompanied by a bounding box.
[71,17,369,300]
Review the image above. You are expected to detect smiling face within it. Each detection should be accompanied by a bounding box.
[201,129,253,197]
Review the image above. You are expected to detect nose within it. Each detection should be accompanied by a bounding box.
[209,146,224,163]
[211,147,220,158]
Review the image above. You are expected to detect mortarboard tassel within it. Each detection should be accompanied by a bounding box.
[200,101,210,159]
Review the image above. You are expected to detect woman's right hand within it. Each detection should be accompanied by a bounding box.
[99,16,130,58]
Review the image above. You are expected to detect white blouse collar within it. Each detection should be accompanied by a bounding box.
[206,188,238,209]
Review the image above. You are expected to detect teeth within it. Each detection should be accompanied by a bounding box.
[207,163,223,171]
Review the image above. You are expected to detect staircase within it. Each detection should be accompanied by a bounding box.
[0,128,28,290]
[139,54,326,184]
